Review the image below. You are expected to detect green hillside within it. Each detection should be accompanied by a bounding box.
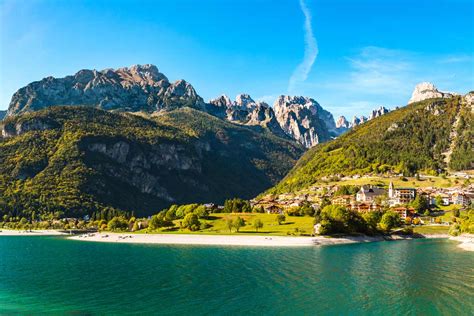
[0,106,303,217]
[268,96,473,194]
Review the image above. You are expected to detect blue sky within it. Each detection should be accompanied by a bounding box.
[1,0,473,118]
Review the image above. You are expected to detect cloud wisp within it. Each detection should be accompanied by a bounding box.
[288,0,318,94]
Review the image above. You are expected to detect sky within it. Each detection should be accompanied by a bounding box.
[1,0,473,118]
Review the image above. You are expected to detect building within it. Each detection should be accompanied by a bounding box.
[356,186,386,203]
[451,193,471,207]
[331,195,354,207]
[351,202,382,213]
[392,207,415,219]
[265,205,283,214]
[388,182,416,206]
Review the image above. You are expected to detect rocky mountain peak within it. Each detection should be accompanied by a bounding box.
[6,64,205,116]
[408,82,456,104]
[273,95,335,148]
[235,94,256,109]
[115,64,168,85]
[209,95,233,108]
[336,116,349,129]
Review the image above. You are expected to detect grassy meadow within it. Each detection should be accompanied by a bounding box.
[143,213,315,236]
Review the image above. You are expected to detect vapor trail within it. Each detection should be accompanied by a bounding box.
[288,0,318,93]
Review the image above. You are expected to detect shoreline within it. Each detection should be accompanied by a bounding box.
[68,232,449,247]
[0,229,68,236]
[449,234,474,252]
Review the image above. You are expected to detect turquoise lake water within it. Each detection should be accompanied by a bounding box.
[0,237,473,315]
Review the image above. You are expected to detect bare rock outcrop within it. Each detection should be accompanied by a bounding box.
[273,96,333,148]
[6,64,205,117]
[408,82,456,104]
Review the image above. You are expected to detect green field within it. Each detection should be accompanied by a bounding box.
[413,225,450,235]
[147,213,315,236]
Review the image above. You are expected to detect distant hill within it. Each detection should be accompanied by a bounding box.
[0,106,304,217]
[267,94,474,194]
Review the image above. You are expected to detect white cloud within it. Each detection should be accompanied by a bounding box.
[288,0,318,94]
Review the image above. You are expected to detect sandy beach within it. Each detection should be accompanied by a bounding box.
[450,234,474,251]
[68,232,393,247]
[0,229,67,236]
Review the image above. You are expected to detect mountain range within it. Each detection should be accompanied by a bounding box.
[1,65,471,217]
[4,64,387,148]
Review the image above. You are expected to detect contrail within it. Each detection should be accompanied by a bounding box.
[288,0,318,93]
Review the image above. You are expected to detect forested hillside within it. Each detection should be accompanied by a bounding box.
[269,96,473,194]
[0,106,303,218]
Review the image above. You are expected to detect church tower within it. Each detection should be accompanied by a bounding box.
[388,181,394,199]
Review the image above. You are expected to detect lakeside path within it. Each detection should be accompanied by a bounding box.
[450,234,474,252]
[69,232,449,247]
[0,229,67,236]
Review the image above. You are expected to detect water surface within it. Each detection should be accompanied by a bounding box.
[0,237,472,315]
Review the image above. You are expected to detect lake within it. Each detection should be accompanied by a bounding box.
[0,237,473,315]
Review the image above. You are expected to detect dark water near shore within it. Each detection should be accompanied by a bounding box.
[0,237,473,315]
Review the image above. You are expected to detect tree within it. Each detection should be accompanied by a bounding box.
[319,205,367,235]
[362,211,382,232]
[182,213,201,231]
[253,206,265,213]
[233,216,245,232]
[320,197,331,210]
[453,208,461,218]
[379,211,401,232]
[301,205,315,216]
[226,218,234,232]
[435,195,443,206]
[107,216,128,231]
[411,195,429,213]
[193,205,208,218]
[276,214,286,225]
[148,214,164,231]
[253,219,263,232]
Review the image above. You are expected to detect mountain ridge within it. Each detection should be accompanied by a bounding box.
[6,64,341,148]
[0,106,304,216]
[267,94,473,195]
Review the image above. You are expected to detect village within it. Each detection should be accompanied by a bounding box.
[252,180,474,222]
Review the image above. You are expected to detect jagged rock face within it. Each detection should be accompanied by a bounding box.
[273,96,333,148]
[345,107,389,130]
[464,92,474,112]
[336,116,349,129]
[408,82,455,104]
[246,103,288,138]
[0,111,6,121]
[6,64,205,116]
[369,106,389,120]
[85,140,203,201]
[351,115,361,127]
[235,94,256,110]
[209,95,233,108]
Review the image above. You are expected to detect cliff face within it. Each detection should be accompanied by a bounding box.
[7,64,205,116]
[273,96,334,148]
